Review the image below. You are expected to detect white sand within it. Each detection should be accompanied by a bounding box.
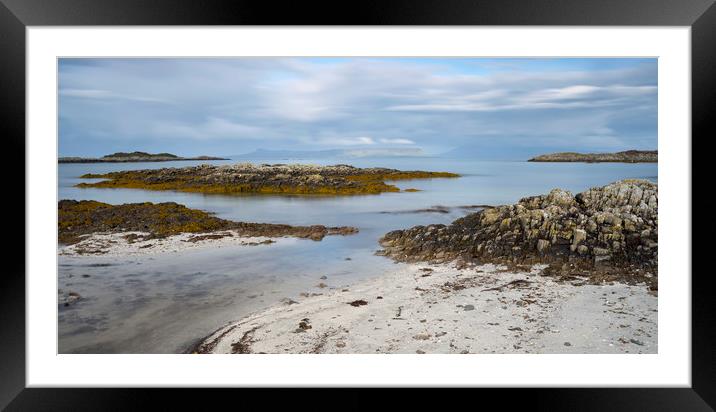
[58,230,289,257]
[196,263,657,354]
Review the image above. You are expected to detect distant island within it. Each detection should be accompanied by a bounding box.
[528,150,657,163]
[59,151,228,163]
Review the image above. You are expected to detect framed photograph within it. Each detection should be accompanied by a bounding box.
[3,0,713,409]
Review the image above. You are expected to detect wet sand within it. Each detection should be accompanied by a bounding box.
[59,231,285,257]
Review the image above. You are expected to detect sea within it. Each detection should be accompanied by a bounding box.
[57,157,657,353]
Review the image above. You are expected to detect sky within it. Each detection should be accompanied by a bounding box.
[58,58,657,159]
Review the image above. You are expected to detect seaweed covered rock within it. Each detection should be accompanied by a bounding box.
[58,200,358,245]
[75,163,459,195]
[378,180,657,287]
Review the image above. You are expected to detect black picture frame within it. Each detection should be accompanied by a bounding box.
[1,0,712,409]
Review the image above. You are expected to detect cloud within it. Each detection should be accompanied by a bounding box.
[151,117,264,140]
[379,138,415,145]
[58,58,657,157]
[313,136,376,146]
[386,84,656,112]
[60,88,170,103]
[60,88,111,98]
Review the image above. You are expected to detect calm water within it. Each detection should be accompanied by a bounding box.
[58,158,658,353]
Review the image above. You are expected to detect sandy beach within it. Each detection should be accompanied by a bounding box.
[58,230,291,257]
[58,179,658,354]
[194,262,657,354]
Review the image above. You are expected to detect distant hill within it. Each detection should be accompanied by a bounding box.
[59,151,228,163]
[102,151,179,159]
[231,148,426,160]
[528,150,657,163]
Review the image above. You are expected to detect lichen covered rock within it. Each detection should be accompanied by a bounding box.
[378,180,657,287]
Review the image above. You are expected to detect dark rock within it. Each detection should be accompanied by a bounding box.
[381,206,451,214]
[185,233,233,243]
[62,291,82,307]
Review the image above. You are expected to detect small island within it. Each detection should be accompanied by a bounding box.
[75,163,460,195]
[59,200,358,255]
[528,150,657,163]
[59,151,228,163]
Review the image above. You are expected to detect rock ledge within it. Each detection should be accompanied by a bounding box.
[379,180,658,288]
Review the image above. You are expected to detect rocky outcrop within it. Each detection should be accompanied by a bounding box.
[59,151,227,163]
[378,180,657,288]
[529,150,657,163]
[58,200,357,245]
[75,163,459,195]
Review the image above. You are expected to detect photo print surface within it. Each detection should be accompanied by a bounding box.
[57,57,658,354]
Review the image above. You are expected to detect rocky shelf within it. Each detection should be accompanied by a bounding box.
[75,163,460,195]
[59,151,227,163]
[528,150,657,163]
[58,199,357,245]
[378,180,658,289]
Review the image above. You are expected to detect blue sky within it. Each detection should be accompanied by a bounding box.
[58,58,657,158]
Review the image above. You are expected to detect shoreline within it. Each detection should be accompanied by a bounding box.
[59,200,359,247]
[192,261,657,354]
[57,179,658,354]
[58,230,294,257]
